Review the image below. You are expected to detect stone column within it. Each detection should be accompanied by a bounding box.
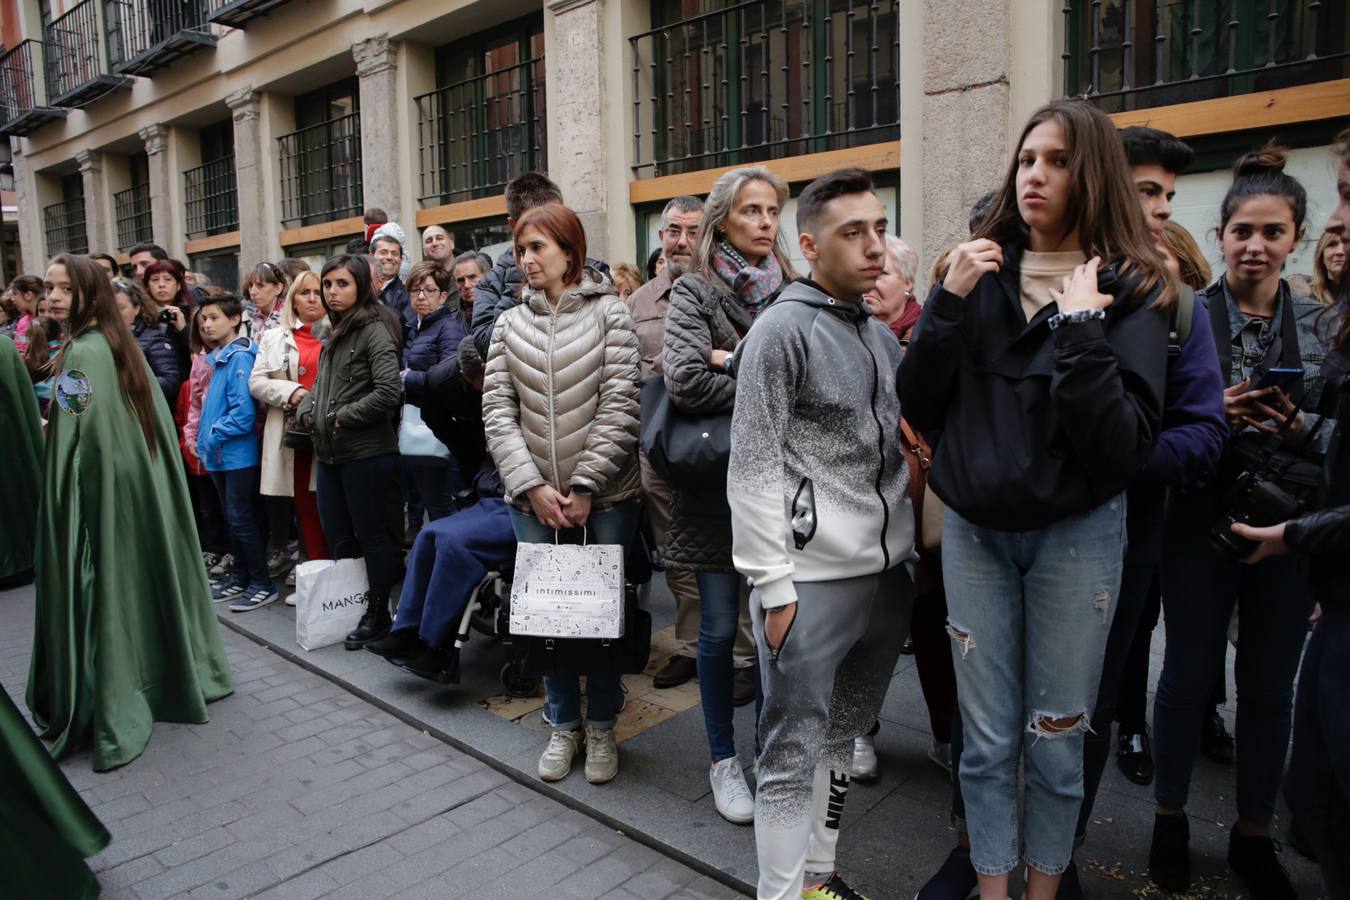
[545,0,611,259]
[77,150,113,255]
[228,87,280,268]
[138,123,176,256]
[12,141,52,273]
[353,35,399,218]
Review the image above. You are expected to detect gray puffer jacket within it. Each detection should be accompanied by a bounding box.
[482,268,642,508]
[661,271,756,572]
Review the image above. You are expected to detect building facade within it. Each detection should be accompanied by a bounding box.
[0,0,1346,289]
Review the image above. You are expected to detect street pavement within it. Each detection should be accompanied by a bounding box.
[2,569,1327,899]
[1,583,740,900]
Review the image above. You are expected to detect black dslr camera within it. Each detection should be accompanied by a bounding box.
[1209,470,1301,558]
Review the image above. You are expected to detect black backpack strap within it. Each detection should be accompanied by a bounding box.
[1168,285,1196,361]
[1205,283,1231,384]
[1277,280,1300,370]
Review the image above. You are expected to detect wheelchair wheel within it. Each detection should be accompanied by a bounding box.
[501,661,540,698]
[469,578,500,638]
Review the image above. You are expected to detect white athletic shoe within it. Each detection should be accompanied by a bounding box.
[851,734,879,782]
[709,757,754,824]
[583,724,618,784]
[538,729,582,782]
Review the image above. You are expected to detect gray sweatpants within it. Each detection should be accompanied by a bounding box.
[751,566,913,900]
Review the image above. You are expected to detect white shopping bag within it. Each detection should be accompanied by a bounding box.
[294,558,370,651]
[509,540,625,639]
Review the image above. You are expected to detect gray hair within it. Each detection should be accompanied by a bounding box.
[691,166,796,278]
[885,236,919,283]
[452,250,489,275]
[659,195,704,230]
[369,233,403,258]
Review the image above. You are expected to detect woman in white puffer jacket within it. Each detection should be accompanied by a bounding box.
[482,202,641,788]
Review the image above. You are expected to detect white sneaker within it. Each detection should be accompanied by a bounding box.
[709,757,754,824]
[929,739,953,778]
[851,734,879,782]
[538,729,582,782]
[583,724,618,784]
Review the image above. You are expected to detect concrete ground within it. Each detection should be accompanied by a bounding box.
[1,583,739,900]
[2,566,1327,899]
[219,566,1324,899]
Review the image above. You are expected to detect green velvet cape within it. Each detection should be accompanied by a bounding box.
[0,681,109,898]
[0,335,42,582]
[26,330,233,771]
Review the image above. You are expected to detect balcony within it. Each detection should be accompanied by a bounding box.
[629,0,900,177]
[415,57,547,207]
[46,0,133,108]
[44,196,89,255]
[184,155,239,236]
[106,0,216,77]
[0,40,69,136]
[207,0,294,29]
[114,182,152,250]
[278,113,362,226]
[1062,0,1350,113]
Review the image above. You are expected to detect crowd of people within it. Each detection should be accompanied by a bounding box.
[2,100,1349,900]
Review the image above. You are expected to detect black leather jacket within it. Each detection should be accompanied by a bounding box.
[1286,345,1350,608]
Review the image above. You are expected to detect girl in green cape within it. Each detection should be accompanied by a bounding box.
[0,334,42,584]
[26,254,233,772]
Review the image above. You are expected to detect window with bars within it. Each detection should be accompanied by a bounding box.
[185,155,238,236]
[277,113,363,226]
[45,192,89,256]
[114,181,152,249]
[1062,0,1350,112]
[630,0,900,176]
[416,18,547,207]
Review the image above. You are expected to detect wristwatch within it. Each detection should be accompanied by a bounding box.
[1048,308,1106,330]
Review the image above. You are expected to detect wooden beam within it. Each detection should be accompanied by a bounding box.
[628,141,900,206]
[415,196,509,229]
[1108,78,1350,139]
[279,216,365,249]
[185,231,241,255]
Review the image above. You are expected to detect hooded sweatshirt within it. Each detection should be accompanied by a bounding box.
[728,279,914,609]
[198,335,260,472]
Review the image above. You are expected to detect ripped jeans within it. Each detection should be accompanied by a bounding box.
[942,496,1125,878]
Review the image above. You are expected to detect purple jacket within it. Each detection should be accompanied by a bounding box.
[1126,292,1228,564]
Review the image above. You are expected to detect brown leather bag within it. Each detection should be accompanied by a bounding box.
[899,418,943,553]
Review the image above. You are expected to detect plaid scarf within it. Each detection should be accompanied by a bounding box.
[711,240,783,314]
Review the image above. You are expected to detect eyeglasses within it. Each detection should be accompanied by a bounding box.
[412,287,443,297]
[662,226,699,239]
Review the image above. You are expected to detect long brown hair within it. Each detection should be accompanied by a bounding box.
[974,100,1176,309]
[1310,230,1344,307]
[23,315,61,383]
[52,254,162,457]
[1157,221,1213,292]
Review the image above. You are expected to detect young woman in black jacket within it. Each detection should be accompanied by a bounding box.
[898,100,1171,900]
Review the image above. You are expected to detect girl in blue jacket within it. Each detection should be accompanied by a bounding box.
[197,294,274,611]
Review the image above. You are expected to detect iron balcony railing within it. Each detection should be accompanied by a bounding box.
[184,155,239,236]
[278,113,363,226]
[106,0,216,77]
[44,196,89,256]
[114,181,152,249]
[0,40,68,136]
[1062,0,1350,112]
[46,0,132,107]
[630,0,900,176]
[207,0,294,29]
[415,57,547,206]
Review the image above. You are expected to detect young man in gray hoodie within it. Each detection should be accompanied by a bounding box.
[728,168,915,900]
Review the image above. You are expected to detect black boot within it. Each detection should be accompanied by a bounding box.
[364,628,425,664]
[1116,726,1155,786]
[345,594,392,650]
[400,646,459,684]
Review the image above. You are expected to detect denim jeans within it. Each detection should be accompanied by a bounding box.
[1155,491,1314,824]
[1077,559,1154,845]
[405,457,460,522]
[509,500,640,730]
[695,570,744,761]
[316,454,402,600]
[942,496,1125,877]
[211,466,270,589]
[1284,604,1350,898]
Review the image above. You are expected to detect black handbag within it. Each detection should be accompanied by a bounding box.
[506,584,652,677]
[282,408,312,450]
[638,376,732,488]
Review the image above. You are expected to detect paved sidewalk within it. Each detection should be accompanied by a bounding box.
[0,583,741,900]
[217,568,1327,899]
